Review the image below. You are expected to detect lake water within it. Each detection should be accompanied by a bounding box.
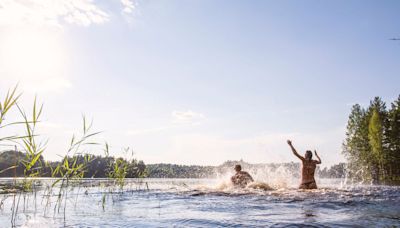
[0,178,399,227]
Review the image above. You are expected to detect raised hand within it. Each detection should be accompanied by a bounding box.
[287,140,303,161]
[314,150,321,164]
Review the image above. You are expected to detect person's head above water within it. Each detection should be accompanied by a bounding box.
[234,164,242,172]
[305,150,313,160]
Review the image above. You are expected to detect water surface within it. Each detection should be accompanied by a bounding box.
[0,178,399,227]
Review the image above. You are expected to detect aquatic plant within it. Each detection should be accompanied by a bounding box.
[0,86,150,226]
[0,86,44,226]
[108,158,128,188]
[0,86,23,175]
[0,86,21,136]
[49,116,100,219]
[17,96,46,191]
[106,147,134,189]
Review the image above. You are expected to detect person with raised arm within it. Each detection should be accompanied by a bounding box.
[287,140,321,189]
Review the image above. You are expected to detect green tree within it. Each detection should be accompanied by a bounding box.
[386,95,400,183]
[368,108,384,183]
[367,97,388,184]
[343,104,371,182]
[344,96,400,185]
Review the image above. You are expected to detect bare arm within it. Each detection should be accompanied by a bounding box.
[287,140,304,161]
[314,150,321,164]
[246,173,254,182]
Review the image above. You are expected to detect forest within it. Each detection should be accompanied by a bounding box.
[145,160,345,179]
[0,150,345,179]
[0,150,147,178]
[343,95,400,184]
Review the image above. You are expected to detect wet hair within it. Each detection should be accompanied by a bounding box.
[234,164,242,172]
[305,150,312,160]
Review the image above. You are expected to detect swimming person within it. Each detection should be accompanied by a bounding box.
[287,140,321,189]
[231,164,254,188]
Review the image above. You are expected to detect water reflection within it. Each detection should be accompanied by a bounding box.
[302,206,317,223]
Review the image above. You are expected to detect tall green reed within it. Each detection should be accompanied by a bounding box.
[0,85,21,134]
[105,146,132,189]
[17,96,46,191]
[0,86,145,224]
[0,86,44,226]
[47,116,100,220]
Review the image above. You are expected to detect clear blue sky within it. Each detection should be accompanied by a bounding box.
[1,0,399,166]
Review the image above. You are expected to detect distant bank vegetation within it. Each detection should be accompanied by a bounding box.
[0,150,146,178]
[343,96,400,185]
[0,151,345,179]
[145,160,346,179]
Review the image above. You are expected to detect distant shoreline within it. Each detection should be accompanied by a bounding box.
[1,150,345,179]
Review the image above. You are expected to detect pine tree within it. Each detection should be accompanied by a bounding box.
[344,95,400,185]
[386,95,400,183]
[367,97,388,184]
[368,108,384,183]
[343,104,371,182]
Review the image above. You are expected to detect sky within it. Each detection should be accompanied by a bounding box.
[0,0,399,167]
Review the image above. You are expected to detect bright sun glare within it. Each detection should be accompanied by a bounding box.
[0,28,70,92]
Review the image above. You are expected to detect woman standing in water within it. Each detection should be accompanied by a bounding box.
[287,140,321,189]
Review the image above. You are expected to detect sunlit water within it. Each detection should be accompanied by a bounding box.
[0,177,399,227]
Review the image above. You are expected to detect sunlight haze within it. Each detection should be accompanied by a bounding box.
[1,0,399,167]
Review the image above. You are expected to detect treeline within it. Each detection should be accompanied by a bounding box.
[318,163,346,179]
[145,160,345,179]
[146,164,214,178]
[343,96,400,184]
[0,150,146,178]
[1,150,347,179]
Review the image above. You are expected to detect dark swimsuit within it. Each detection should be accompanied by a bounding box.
[299,180,317,189]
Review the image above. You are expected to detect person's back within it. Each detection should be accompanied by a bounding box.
[287,140,321,189]
[231,165,254,188]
